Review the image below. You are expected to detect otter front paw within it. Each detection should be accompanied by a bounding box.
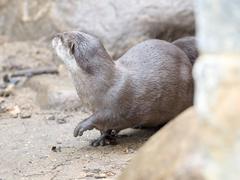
[73,119,94,137]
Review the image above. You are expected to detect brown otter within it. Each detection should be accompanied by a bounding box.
[172,36,198,65]
[52,31,194,146]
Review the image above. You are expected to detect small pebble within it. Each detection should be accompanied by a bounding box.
[57,118,67,124]
[95,173,107,179]
[105,171,116,176]
[46,115,55,121]
[78,172,87,178]
[12,113,19,118]
[86,173,94,177]
[20,111,32,119]
[123,147,134,154]
[51,146,61,152]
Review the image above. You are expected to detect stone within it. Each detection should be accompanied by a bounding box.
[119,105,240,180]
[0,0,195,58]
[94,173,107,179]
[51,146,61,153]
[192,56,240,180]
[20,110,32,119]
[56,116,67,124]
[27,74,82,111]
[193,56,240,123]
[0,102,20,119]
[46,115,55,121]
[196,0,240,53]
[119,108,205,180]
[193,0,240,178]
[192,0,240,179]
[19,104,33,119]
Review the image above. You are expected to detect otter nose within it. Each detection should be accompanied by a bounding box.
[52,34,63,49]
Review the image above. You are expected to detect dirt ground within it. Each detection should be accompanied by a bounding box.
[0,88,155,180]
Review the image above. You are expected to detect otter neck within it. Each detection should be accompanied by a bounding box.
[69,57,117,112]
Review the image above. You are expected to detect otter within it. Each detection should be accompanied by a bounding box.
[52,31,194,146]
[172,36,198,65]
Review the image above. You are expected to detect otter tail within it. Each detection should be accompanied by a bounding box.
[172,36,199,65]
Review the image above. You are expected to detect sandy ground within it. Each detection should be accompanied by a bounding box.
[0,93,155,180]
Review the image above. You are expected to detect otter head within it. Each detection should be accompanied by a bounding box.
[52,31,114,74]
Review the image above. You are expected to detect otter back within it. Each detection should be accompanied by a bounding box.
[172,36,198,65]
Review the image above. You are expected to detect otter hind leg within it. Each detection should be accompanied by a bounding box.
[91,129,118,147]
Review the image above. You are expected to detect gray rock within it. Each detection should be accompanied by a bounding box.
[56,116,67,124]
[196,0,240,53]
[0,0,195,58]
[119,108,203,180]
[46,114,55,121]
[193,0,240,179]
[20,111,32,119]
[27,74,82,111]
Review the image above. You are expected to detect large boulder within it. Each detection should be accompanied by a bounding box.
[118,107,204,180]
[0,0,195,58]
[119,105,240,179]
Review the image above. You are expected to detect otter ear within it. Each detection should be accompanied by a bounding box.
[68,42,75,55]
[71,44,93,74]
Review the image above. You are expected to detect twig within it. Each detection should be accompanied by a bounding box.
[3,67,59,83]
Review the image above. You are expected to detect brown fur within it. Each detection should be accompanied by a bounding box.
[52,31,194,146]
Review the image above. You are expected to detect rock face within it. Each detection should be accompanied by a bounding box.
[119,108,205,180]
[196,0,240,53]
[192,0,240,179]
[119,106,240,180]
[0,0,195,58]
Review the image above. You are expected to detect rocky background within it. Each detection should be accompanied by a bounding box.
[0,0,195,179]
[0,0,194,58]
